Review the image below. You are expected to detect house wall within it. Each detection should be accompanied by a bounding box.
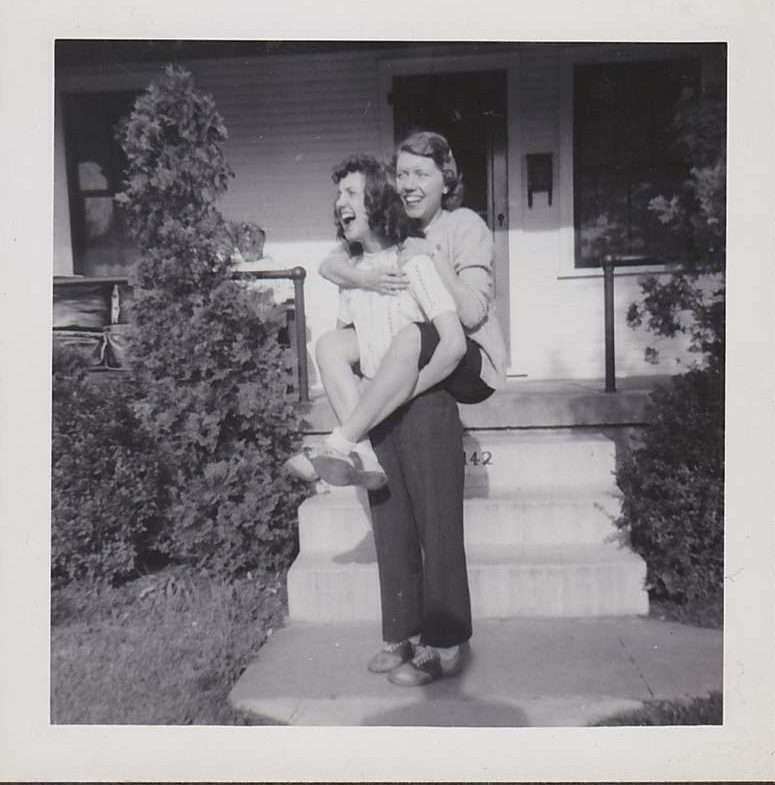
[55,43,715,383]
[508,43,702,379]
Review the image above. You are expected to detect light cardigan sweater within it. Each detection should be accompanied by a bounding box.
[423,208,508,390]
[338,247,457,380]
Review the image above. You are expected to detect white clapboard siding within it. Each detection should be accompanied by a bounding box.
[195,52,384,243]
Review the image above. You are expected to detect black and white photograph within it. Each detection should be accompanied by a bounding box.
[1,1,774,782]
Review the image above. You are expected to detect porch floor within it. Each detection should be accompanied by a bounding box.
[302,374,669,433]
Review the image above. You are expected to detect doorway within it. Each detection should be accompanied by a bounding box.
[390,70,510,348]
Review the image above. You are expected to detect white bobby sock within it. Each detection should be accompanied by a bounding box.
[353,439,378,461]
[325,427,356,456]
[436,645,460,660]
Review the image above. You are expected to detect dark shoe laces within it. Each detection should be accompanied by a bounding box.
[383,640,409,654]
[411,644,439,667]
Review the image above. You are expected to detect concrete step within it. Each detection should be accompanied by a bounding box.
[461,430,617,493]
[303,429,619,495]
[287,543,648,622]
[229,617,724,727]
[298,488,622,554]
[303,376,659,432]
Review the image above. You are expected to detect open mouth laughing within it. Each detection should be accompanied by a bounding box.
[338,209,360,238]
[401,192,424,213]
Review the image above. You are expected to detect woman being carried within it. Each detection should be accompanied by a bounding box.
[288,132,506,488]
[287,152,472,487]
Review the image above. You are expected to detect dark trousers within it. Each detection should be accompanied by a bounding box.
[368,387,472,648]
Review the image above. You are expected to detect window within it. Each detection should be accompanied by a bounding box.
[573,59,700,268]
[63,91,140,276]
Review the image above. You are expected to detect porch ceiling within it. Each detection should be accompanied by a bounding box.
[55,40,429,67]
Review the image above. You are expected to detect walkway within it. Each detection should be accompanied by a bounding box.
[230,616,722,726]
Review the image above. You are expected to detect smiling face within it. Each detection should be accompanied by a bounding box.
[335,170,381,250]
[395,151,446,228]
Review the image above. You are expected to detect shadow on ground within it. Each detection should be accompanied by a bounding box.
[361,651,530,727]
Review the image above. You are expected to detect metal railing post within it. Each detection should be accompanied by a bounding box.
[290,266,309,402]
[602,255,616,393]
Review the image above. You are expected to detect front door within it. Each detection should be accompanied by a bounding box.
[390,70,510,350]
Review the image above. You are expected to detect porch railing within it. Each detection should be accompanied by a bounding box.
[53,266,309,402]
[601,253,663,394]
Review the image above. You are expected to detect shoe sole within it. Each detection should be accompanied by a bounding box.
[387,665,442,687]
[284,454,319,483]
[311,455,357,486]
[358,470,388,491]
[367,657,409,674]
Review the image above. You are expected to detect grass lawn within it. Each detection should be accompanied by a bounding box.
[51,570,723,726]
[51,566,287,724]
[593,691,722,726]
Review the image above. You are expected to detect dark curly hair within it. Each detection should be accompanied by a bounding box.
[396,130,464,210]
[332,154,424,256]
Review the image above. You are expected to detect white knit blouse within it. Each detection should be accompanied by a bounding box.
[337,247,457,380]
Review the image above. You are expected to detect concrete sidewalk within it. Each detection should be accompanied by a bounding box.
[229,616,722,726]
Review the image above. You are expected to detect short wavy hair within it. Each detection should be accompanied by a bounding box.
[332,154,424,255]
[396,130,464,210]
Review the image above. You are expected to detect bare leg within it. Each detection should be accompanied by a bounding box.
[309,323,462,489]
[337,324,424,444]
[315,328,361,423]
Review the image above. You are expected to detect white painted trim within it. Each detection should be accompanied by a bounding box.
[376,51,525,375]
[53,93,74,275]
[555,42,719,280]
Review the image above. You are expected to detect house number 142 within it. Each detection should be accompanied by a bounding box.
[464,450,492,466]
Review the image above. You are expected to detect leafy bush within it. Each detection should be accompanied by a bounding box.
[115,65,307,577]
[618,87,726,619]
[627,90,726,372]
[51,345,166,587]
[615,369,724,608]
[227,219,266,261]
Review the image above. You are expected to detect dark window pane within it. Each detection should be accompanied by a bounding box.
[573,59,700,267]
[63,91,139,275]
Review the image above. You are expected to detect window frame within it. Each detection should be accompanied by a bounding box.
[61,89,140,276]
[556,43,723,280]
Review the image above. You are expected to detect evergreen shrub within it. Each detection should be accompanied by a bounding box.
[615,368,724,608]
[51,345,166,587]
[115,65,307,577]
[617,88,726,617]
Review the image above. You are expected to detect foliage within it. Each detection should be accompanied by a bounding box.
[51,568,285,724]
[618,88,726,618]
[627,90,726,371]
[115,65,307,577]
[615,369,724,608]
[593,691,722,726]
[51,345,167,587]
[650,595,722,630]
[114,65,234,264]
[227,219,266,261]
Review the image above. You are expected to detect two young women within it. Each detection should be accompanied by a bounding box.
[301,132,506,686]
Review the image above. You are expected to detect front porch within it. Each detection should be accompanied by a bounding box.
[227,373,701,726]
[288,376,662,626]
[303,374,665,433]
